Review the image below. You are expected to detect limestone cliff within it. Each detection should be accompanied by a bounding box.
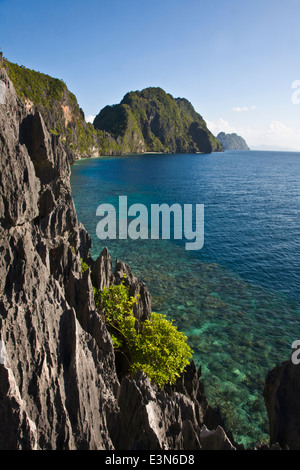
[0,66,237,450]
[4,60,122,161]
[217,132,250,151]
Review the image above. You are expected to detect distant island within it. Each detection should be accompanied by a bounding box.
[217,132,250,151]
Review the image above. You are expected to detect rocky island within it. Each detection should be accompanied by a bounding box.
[93,88,223,154]
[0,57,299,450]
[217,132,250,151]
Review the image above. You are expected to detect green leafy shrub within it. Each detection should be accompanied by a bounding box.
[95,278,137,353]
[131,312,193,387]
[95,279,193,387]
[80,258,89,273]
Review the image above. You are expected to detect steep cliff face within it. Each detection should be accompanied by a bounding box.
[0,67,236,450]
[93,87,223,154]
[4,60,122,161]
[0,66,120,449]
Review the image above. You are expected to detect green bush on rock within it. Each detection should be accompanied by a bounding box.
[132,311,193,387]
[94,278,193,387]
[80,258,90,273]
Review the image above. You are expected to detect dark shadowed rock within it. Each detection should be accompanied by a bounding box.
[19,112,55,183]
[200,425,235,450]
[91,246,113,291]
[264,358,300,450]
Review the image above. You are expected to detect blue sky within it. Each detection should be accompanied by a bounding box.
[1,0,300,149]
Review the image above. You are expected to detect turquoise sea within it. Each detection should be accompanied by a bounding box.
[70,150,300,448]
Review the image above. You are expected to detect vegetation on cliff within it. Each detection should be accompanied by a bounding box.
[3,60,223,158]
[93,87,223,154]
[3,59,122,160]
[94,278,193,387]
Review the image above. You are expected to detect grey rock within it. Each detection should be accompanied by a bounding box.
[0,77,40,227]
[0,363,38,450]
[113,259,152,325]
[115,371,202,450]
[0,69,119,449]
[200,425,235,450]
[91,246,113,291]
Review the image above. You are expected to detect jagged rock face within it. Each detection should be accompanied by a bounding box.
[264,359,300,450]
[90,248,152,327]
[0,69,120,450]
[116,371,203,450]
[112,258,152,326]
[0,69,236,450]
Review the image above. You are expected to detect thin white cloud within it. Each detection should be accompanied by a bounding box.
[86,115,96,124]
[207,118,300,151]
[232,105,256,112]
[267,120,294,136]
[206,118,236,135]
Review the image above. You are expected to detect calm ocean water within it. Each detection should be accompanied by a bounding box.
[70,150,300,447]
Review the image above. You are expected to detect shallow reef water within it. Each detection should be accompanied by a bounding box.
[71,151,300,447]
[92,237,298,448]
